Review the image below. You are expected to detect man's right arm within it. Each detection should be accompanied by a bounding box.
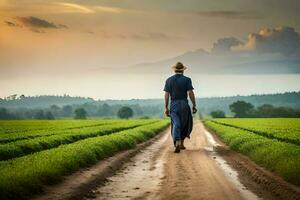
[163,79,171,117]
[164,92,170,117]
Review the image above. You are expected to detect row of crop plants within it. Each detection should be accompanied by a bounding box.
[0,120,170,200]
[0,120,159,160]
[210,118,300,145]
[0,119,155,143]
[0,120,120,134]
[204,119,300,186]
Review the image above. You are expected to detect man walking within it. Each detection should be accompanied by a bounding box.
[164,62,197,153]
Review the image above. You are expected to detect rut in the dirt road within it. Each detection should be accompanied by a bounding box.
[88,122,257,200]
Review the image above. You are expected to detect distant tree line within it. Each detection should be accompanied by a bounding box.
[210,110,226,118]
[74,108,87,119]
[1,92,300,117]
[0,103,140,120]
[1,92,300,119]
[199,91,300,115]
[0,94,94,109]
[210,100,300,118]
[0,108,55,120]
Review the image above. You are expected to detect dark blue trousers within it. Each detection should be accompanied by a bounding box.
[170,99,193,146]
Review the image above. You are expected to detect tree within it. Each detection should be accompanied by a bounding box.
[0,108,15,119]
[117,106,133,119]
[132,104,144,116]
[256,104,274,117]
[102,103,113,116]
[45,111,55,120]
[210,110,226,118]
[62,105,73,116]
[229,101,254,118]
[50,105,60,116]
[34,110,45,119]
[272,107,300,118]
[74,108,87,119]
[6,94,17,100]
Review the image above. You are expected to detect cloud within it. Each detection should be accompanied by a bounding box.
[212,37,243,53]
[0,1,143,15]
[86,31,94,34]
[55,2,94,14]
[4,20,19,27]
[30,29,46,34]
[6,16,69,33]
[3,16,69,33]
[131,26,300,74]
[245,26,300,56]
[99,31,171,40]
[210,26,300,56]
[16,16,68,29]
[95,6,125,14]
[197,11,262,19]
[129,32,170,40]
[57,24,68,29]
[55,2,141,14]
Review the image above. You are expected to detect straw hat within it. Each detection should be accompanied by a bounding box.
[172,62,187,71]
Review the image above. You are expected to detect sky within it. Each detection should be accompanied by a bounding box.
[0,0,300,100]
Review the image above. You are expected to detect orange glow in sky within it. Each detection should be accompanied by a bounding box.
[1,0,300,99]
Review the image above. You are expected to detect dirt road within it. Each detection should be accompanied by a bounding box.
[87,122,259,200]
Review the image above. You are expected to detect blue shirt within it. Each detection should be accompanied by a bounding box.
[164,74,194,100]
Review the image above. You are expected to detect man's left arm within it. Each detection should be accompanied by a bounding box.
[188,90,197,113]
[187,78,197,113]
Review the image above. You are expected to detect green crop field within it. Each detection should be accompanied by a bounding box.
[0,119,170,200]
[204,118,300,185]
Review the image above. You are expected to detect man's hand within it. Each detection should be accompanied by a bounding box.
[192,106,197,114]
[164,108,170,117]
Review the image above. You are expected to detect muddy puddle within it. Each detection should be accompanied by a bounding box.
[203,130,261,200]
[86,133,169,200]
